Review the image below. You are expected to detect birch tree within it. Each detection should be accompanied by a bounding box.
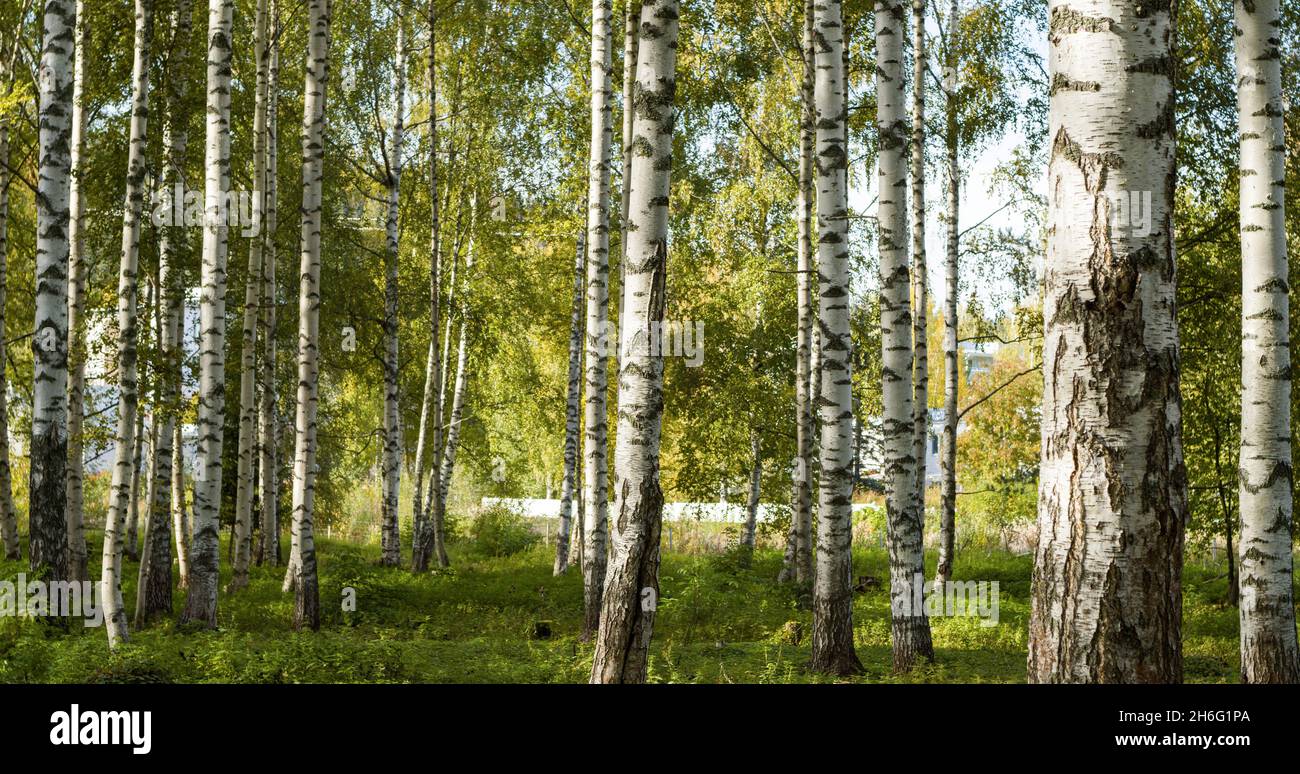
[103,0,154,647]
[589,0,678,684]
[0,22,20,562]
[806,0,862,676]
[257,0,281,566]
[1234,0,1299,684]
[780,0,815,588]
[182,0,234,627]
[64,0,89,581]
[410,0,442,573]
[555,233,585,575]
[284,0,332,630]
[380,21,406,568]
[28,0,77,582]
[934,0,959,588]
[580,0,615,634]
[1028,0,1186,683]
[909,0,928,524]
[232,0,273,590]
[878,0,933,673]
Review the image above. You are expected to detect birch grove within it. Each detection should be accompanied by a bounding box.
[1029,0,1186,683]
[1233,0,1299,684]
[0,0,1291,693]
[590,0,678,684]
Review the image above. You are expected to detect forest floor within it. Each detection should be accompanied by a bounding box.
[0,522,1249,683]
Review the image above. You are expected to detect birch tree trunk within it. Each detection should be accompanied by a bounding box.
[29,0,76,583]
[410,3,442,573]
[878,0,933,673]
[0,45,18,562]
[781,0,815,587]
[1029,0,1185,683]
[138,247,173,623]
[284,0,331,630]
[380,22,407,568]
[615,0,639,352]
[232,0,273,589]
[173,420,191,586]
[1233,0,1300,684]
[589,0,678,684]
[102,0,154,647]
[807,0,863,677]
[934,0,959,589]
[581,0,615,632]
[909,0,928,528]
[555,233,585,575]
[125,390,147,562]
[257,0,280,567]
[181,0,234,628]
[742,429,761,552]
[64,1,89,581]
[431,281,471,569]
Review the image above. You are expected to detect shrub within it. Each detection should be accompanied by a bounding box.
[466,504,539,558]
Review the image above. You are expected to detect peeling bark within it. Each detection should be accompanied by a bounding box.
[555,234,585,575]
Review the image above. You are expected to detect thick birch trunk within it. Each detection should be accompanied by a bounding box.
[380,23,407,568]
[285,0,331,630]
[64,1,89,581]
[1234,0,1300,684]
[935,0,959,588]
[909,0,928,529]
[581,0,615,626]
[102,0,154,647]
[878,0,933,673]
[808,0,863,676]
[781,0,815,587]
[181,0,234,628]
[555,234,585,575]
[1028,0,1185,683]
[589,0,678,684]
[232,0,273,589]
[257,1,280,567]
[29,0,76,583]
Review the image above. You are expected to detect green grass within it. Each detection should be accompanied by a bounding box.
[0,526,1256,683]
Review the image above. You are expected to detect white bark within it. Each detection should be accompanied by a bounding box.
[29,0,76,581]
[257,0,281,567]
[555,233,585,575]
[589,0,678,684]
[1234,0,1299,684]
[182,0,234,627]
[878,0,933,672]
[742,429,760,551]
[103,0,154,647]
[806,0,862,676]
[380,22,407,568]
[781,0,815,587]
[1029,0,1185,683]
[232,0,273,589]
[581,0,615,633]
[285,0,331,630]
[0,34,18,561]
[935,0,959,589]
[909,0,928,528]
[64,0,89,581]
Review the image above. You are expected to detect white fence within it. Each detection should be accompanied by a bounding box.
[480,497,883,523]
